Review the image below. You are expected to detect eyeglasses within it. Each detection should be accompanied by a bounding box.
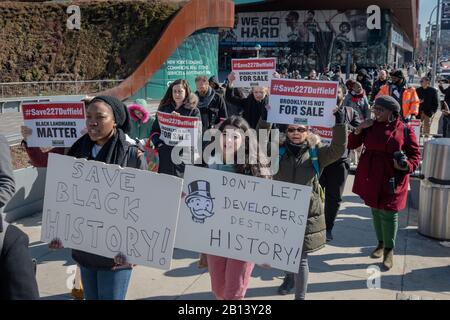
[287,127,308,133]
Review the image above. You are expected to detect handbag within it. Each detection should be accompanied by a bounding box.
[144,138,159,172]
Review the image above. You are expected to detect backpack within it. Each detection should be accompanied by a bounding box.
[279,146,325,203]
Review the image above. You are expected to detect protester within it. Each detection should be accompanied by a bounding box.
[128,99,154,147]
[356,69,372,97]
[48,95,147,300]
[331,66,344,86]
[416,77,439,139]
[209,75,225,97]
[195,75,228,131]
[150,79,201,177]
[348,96,420,270]
[0,134,39,300]
[376,69,420,122]
[305,69,317,80]
[205,116,271,300]
[343,81,370,121]
[274,104,347,299]
[225,72,269,129]
[370,70,388,105]
[320,84,361,242]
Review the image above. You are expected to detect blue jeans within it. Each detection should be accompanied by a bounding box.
[79,266,132,300]
[294,252,309,300]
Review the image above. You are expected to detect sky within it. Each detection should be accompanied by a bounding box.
[420,0,440,39]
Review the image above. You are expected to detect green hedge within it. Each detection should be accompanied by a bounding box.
[0,1,181,82]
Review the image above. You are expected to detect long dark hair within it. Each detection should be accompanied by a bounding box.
[159,79,192,110]
[218,116,271,178]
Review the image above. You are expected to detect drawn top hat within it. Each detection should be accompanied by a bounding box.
[185,180,214,202]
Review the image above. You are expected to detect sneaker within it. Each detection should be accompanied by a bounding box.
[277,273,295,295]
[326,230,333,242]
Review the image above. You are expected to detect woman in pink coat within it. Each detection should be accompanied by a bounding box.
[348,96,420,270]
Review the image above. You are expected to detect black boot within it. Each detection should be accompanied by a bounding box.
[370,241,384,259]
[277,273,295,295]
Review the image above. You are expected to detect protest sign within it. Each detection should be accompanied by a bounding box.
[22,102,86,147]
[157,111,202,148]
[41,153,183,270]
[268,79,338,127]
[310,126,333,145]
[232,58,276,87]
[175,166,312,273]
[409,119,421,142]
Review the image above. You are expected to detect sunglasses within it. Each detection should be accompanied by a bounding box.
[287,127,308,133]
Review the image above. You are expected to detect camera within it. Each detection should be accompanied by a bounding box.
[393,151,408,169]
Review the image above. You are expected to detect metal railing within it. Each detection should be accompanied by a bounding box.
[0,79,123,99]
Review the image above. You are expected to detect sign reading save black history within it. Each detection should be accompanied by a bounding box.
[175,166,312,273]
[41,154,183,270]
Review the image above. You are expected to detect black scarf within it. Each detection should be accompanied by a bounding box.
[285,140,308,158]
[197,87,215,110]
[68,129,129,166]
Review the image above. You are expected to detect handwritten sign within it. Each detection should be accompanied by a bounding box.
[268,79,338,127]
[232,58,276,88]
[175,166,312,273]
[41,153,183,270]
[22,102,86,147]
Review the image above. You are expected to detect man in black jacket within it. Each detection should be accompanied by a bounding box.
[0,134,39,299]
[320,84,361,242]
[416,77,439,138]
[195,75,228,131]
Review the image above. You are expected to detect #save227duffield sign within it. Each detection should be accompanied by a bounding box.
[175,166,312,273]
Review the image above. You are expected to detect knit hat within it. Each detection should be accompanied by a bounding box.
[390,69,405,79]
[374,95,401,114]
[90,95,131,133]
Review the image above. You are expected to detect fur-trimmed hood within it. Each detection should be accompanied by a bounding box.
[128,104,150,124]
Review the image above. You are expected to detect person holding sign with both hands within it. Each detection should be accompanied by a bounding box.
[48,95,147,300]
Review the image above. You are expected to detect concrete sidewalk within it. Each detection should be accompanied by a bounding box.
[13,175,450,300]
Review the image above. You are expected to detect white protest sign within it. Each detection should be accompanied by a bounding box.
[310,126,333,145]
[175,166,312,273]
[268,79,338,127]
[41,153,183,270]
[157,111,202,147]
[22,102,86,148]
[409,119,421,142]
[232,58,276,88]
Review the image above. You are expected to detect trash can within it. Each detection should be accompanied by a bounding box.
[418,138,450,240]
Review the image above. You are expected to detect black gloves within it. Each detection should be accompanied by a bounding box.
[334,107,345,125]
